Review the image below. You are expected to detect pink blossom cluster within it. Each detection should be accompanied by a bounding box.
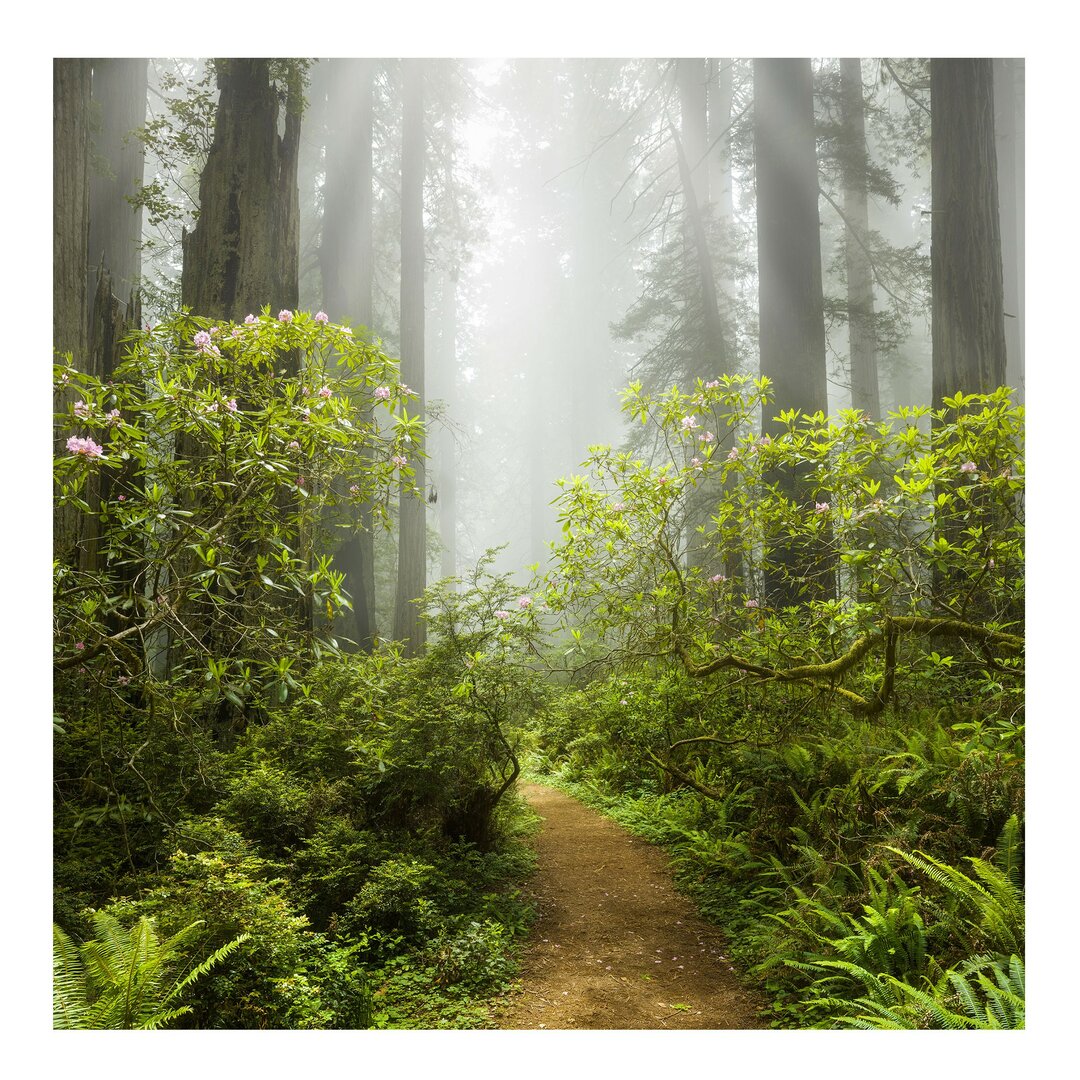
[278,310,294,323]
[391,454,408,469]
[315,311,329,323]
[709,574,726,584]
[960,461,977,474]
[612,502,626,512]
[814,501,830,514]
[244,314,256,324]
[494,610,511,621]
[517,596,532,609]
[374,386,392,401]
[704,379,721,389]
[745,599,759,609]
[680,415,699,432]
[698,431,714,444]
[225,399,238,412]
[106,409,121,425]
[66,435,103,458]
[318,386,333,399]
[73,400,91,418]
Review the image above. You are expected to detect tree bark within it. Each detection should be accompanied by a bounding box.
[839,58,881,418]
[993,58,1024,403]
[393,60,427,655]
[930,59,1007,405]
[54,59,92,371]
[320,58,378,649]
[181,59,301,336]
[753,58,831,607]
[88,58,146,325]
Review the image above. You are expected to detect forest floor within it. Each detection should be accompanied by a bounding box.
[494,782,767,1030]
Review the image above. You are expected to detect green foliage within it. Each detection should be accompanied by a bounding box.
[53,910,247,1029]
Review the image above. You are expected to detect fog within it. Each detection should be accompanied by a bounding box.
[133,57,1023,589]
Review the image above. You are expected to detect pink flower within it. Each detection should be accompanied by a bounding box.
[106,409,121,425]
[745,599,759,609]
[301,408,311,421]
[288,440,301,451]
[318,386,333,399]
[117,494,126,502]
[709,574,726,584]
[117,675,130,686]
[699,431,714,444]
[727,447,739,462]
[690,457,703,470]
[231,327,243,338]
[193,330,212,349]
[297,476,306,487]
[620,699,628,706]
[278,309,294,323]
[374,386,392,400]
[224,399,238,412]
[494,610,511,621]
[612,502,626,512]
[315,311,329,323]
[658,476,670,486]
[349,484,360,495]
[517,596,532,609]
[66,435,104,458]
[341,326,353,335]
[680,415,698,432]
[73,400,91,418]
[759,435,771,447]
[705,379,721,389]
[203,402,219,414]
[391,455,408,469]
[244,314,256,324]
[74,642,85,651]
[960,461,977,473]
[814,502,829,514]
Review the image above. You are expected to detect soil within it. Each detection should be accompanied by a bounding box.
[495,782,767,1030]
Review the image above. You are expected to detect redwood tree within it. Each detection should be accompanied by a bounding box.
[753,58,831,606]
[930,59,1006,405]
[181,59,302,335]
[319,58,378,650]
[392,60,427,655]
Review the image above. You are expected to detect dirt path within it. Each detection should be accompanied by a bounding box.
[495,783,766,1030]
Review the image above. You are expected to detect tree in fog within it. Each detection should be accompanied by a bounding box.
[753,58,831,606]
[392,59,428,655]
[319,58,378,650]
[930,58,1006,405]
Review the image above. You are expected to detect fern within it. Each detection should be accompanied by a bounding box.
[53,912,248,1030]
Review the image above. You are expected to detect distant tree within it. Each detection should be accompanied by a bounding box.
[753,57,831,606]
[930,59,1006,405]
[838,58,881,418]
[392,59,428,655]
[319,58,378,650]
[181,59,303,336]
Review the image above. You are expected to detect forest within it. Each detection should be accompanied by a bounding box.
[51,55,1024,1035]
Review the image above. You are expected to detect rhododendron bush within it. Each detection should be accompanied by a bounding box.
[544,376,1024,715]
[53,309,423,719]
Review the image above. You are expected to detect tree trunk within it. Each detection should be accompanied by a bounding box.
[181,59,301,334]
[753,58,831,607]
[320,58,378,649]
[839,58,881,418]
[993,58,1024,403]
[438,269,459,581]
[87,59,146,323]
[54,59,93,563]
[930,59,1007,405]
[54,59,92,371]
[393,60,427,655]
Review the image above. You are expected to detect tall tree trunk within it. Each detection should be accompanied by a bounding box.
[181,59,301,333]
[839,58,881,417]
[993,58,1024,403]
[87,59,146,323]
[54,59,92,371]
[707,57,735,331]
[930,59,1007,405]
[320,58,378,649]
[753,58,831,607]
[54,59,93,563]
[438,269,459,581]
[393,60,427,655]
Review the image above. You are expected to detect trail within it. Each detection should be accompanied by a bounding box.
[496,783,766,1030]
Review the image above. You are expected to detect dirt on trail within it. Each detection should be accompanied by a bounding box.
[495,783,767,1030]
